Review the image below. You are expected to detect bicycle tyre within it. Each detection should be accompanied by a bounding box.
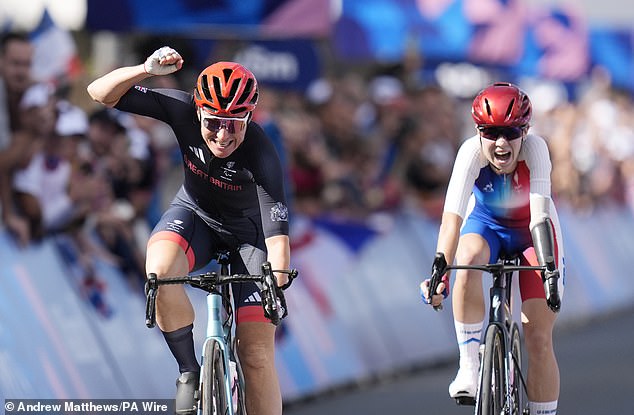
[509,324,526,415]
[201,340,229,415]
[479,325,506,415]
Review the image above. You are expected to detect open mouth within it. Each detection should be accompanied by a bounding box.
[494,150,512,163]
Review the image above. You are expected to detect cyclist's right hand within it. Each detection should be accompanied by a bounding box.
[420,252,449,309]
[420,278,447,308]
[144,46,184,75]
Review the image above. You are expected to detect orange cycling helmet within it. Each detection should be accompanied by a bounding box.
[194,62,259,117]
[471,82,531,127]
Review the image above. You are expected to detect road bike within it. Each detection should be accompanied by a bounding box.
[145,250,298,415]
[428,253,559,415]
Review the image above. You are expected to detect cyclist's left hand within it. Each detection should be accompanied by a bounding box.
[543,269,561,313]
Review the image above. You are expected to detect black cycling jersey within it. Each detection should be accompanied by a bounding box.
[116,86,289,239]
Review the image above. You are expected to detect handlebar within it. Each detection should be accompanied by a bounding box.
[144,263,298,328]
[427,253,561,313]
[444,263,547,274]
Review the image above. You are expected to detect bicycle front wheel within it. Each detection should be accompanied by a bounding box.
[201,340,229,415]
[478,324,506,415]
[509,324,526,415]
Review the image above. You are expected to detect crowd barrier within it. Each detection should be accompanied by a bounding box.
[1,206,632,401]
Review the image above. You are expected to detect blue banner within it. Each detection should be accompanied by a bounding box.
[85,0,331,37]
[232,40,321,92]
[333,0,634,92]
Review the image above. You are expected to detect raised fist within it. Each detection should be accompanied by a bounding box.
[144,46,183,76]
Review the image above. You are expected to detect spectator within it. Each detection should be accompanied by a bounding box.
[84,107,150,288]
[0,32,34,143]
[2,83,56,244]
[0,32,34,242]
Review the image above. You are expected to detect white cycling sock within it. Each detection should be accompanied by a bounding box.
[454,320,483,370]
[529,400,557,415]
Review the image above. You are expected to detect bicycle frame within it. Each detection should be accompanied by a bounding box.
[445,258,547,415]
[479,259,518,414]
[199,255,245,415]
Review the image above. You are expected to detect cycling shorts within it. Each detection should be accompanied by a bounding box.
[148,189,269,324]
[461,214,563,302]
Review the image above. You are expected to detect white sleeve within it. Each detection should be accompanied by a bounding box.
[523,134,553,229]
[443,136,485,219]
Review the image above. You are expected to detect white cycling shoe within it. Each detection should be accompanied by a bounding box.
[449,366,479,399]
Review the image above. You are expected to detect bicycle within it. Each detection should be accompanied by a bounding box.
[144,249,298,415]
[428,252,559,415]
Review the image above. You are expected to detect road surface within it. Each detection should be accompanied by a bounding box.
[284,307,634,415]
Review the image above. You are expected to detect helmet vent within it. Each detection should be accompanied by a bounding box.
[222,68,233,83]
[200,74,212,100]
[505,98,516,120]
[213,76,233,109]
[227,78,240,101]
[521,96,531,119]
[235,78,254,105]
[484,98,492,116]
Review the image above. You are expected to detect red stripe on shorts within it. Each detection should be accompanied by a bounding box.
[237,305,269,324]
[148,231,196,271]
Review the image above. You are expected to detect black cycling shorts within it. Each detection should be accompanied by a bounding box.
[148,188,269,324]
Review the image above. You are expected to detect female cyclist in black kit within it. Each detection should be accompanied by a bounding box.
[87,46,291,415]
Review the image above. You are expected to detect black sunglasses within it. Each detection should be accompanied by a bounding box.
[478,126,525,141]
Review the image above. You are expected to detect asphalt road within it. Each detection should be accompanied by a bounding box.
[284,307,634,415]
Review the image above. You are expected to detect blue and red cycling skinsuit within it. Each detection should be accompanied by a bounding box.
[443,133,565,301]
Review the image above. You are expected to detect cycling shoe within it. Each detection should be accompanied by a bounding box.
[449,366,478,399]
[175,371,199,415]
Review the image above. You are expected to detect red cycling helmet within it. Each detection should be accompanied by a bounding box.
[471,82,531,127]
[194,62,259,117]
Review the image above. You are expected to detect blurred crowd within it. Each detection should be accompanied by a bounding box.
[273,66,634,221]
[0,33,157,313]
[1,31,633,310]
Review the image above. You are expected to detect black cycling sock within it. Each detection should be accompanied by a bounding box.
[162,324,200,374]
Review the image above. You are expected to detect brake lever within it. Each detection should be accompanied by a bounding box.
[428,253,447,312]
[544,270,561,313]
[542,257,561,313]
[261,263,283,326]
[145,273,158,328]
